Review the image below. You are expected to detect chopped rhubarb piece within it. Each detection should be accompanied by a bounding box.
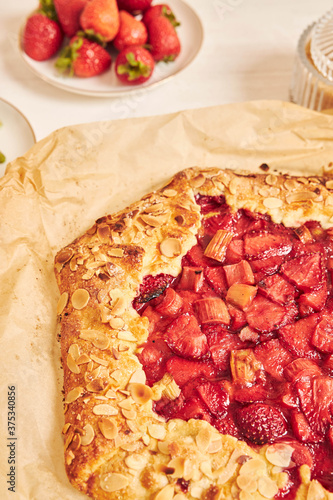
[284,358,322,382]
[230,349,262,385]
[174,396,211,422]
[254,339,294,381]
[311,315,333,353]
[194,297,230,325]
[226,283,257,310]
[258,274,296,305]
[238,326,259,343]
[236,403,287,445]
[204,229,233,262]
[279,315,321,360]
[225,238,244,264]
[204,267,228,296]
[196,381,229,416]
[165,314,209,359]
[166,356,218,387]
[178,267,204,292]
[155,288,183,316]
[291,411,322,443]
[281,253,323,292]
[209,331,245,372]
[294,225,314,244]
[227,304,247,331]
[224,260,255,287]
[244,231,292,261]
[298,281,328,316]
[250,255,285,276]
[246,295,296,333]
[233,383,268,403]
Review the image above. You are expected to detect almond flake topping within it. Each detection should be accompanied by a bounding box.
[110,297,127,315]
[208,437,222,453]
[196,427,212,453]
[121,408,137,420]
[118,397,134,410]
[163,189,177,197]
[117,331,136,342]
[105,389,117,399]
[141,214,167,227]
[65,386,84,404]
[257,476,278,498]
[81,424,95,446]
[108,248,124,257]
[76,353,91,365]
[71,289,90,310]
[168,457,185,478]
[286,191,317,204]
[109,317,125,329]
[239,458,266,477]
[129,383,153,404]
[124,454,147,470]
[56,248,74,265]
[57,292,68,315]
[155,484,175,500]
[90,354,109,366]
[237,474,258,493]
[62,423,71,434]
[98,417,118,439]
[191,174,206,188]
[86,379,105,392]
[160,238,182,258]
[68,343,80,360]
[79,330,110,350]
[93,404,118,416]
[148,423,166,440]
[265,443,294,467]
[158,441,170,454]
[326,180,333,190]
[100,473,129,493]
[263,197,283,209]
[67,353,80,374]
[129,369,146,384]
[265,174,278,186]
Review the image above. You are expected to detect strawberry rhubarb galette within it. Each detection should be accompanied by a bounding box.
[54,168,333,500]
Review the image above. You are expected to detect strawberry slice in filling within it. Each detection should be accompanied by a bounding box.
[134,194,333,493]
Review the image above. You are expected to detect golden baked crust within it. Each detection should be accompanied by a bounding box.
[54,167,333,500]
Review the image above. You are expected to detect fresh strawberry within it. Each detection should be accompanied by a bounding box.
[214,412,241,438]
[291,411,322,443]
[23,13,63,61]
[55,36,112,77]
[194,297,230,325]
[138,338,170,384]
[250,255,285,276]
[227,303,247,331]
[54,0,88,37]
[164,314,209,359]
[113,10,148,51]
[187,243,216,267]
[147,15,181,62]
[117,0,152,13]
[283,358,322,383]
[166,356,218,387]
[258,274,296,305]
[233,383,268,404]
[208,330,245,372]
[115,46,155,84]
[281,253,323,292]
[223,260,255,287]
[279,314,321,360]
[196,381,229,416]
[245,295,297,333]
[296,376,333,437]
[155,287,183,317]
[254,339,293,381]
[142,4,180,28]
[203,267,227,296]
[225,239,244,264]
[173,396,211,422]
[133,273,174,311]
[236,403,287,445]
[202,213,236,238]
[244,232,292,261]
[298,281,328,317]
[80,0,120,42]
[311,314,333,353]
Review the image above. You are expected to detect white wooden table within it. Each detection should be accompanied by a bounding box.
[0,0,332,141]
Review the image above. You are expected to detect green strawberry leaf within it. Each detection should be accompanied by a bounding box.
[39,0,58,21]
[77,29,107,47]
[161,6,180,28]
[117,52,151,81]
[55,37,83,76]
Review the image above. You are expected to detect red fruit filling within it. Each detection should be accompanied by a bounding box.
[133,195,333,494]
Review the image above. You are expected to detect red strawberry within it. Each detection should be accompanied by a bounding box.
[214,413,241,438]
[80,0,120,42]
[258,274,296,305]
[142,4,180,28]
[147,15,181,62]
[245,295,297,333]
[296,375,333,437]
[291,411,321,443]
[173,396,211,422]
[223,260,254,287]
[55,36,112,77]
[195,195,227,214]
[133,273,174,310]
[23,13,63,61]
[196,381,229,416]
[311,314,333,353]
[254,339,293,381]
[233,383,268,404]
[284,358,322,383]
[115,46,155,84]
[236,403,287,445]
[279,314,321,360]
[165,314,208,359]
[54,0,88,37]
[155,288,183,317]
[281,253,323,292]
[227,304,247,331]
[178,267,204,292]
[208,331,245,372]
[113,11,148,51]
[166,357,218,387]
[298,281,328,317]
[244,232,292,261]
[186,244,216,267]
[225,239,244,264]
[117,0,152,13]
[250,255,285,276]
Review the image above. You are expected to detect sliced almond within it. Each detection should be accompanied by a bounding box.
[160,238,182,258]
[90,354,109,366]
[144,202,164,213]
[81,424,95,446]
[122,408,137,420]
[109,317,125,329]
[263,197,283,209]
[129,369,146,384]
[163,189,177,197]
[236,474,258,493]
[326,180,333,190]
[71,289,90,310]
[265,443,294,467]
[284,179,299,191]
[118,331,136,342]
[111,296,127,315]
[155,484,174,500]
[124,454,147,471]
[105,389,117,399]
[286,191,317,204]
[98,417,118,439]
[65,386,84,404]
[168,457,185,478]
[141,214,167,227]
[57,292,69,315]
[239,458,266,478]
[129,383,153,404]
[76,353,91,365]
[56,248,74,265]
[108,248,124,257]
[62,423,71,434]
[196,427,212,453]
[110,369,122,382]
[257,476,278,498]
[68,343,80,361]
[79,330,110,350]
[93,404,118,416]
[86,379,105,392]
[100,473,129,493]
[158,441,170,455]
[265,174,278,186]
[118,397,134,410]
[148,423,166,440]
[208,437,222,454]
[67,353,80,374]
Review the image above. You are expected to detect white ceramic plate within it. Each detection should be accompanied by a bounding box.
[0,98,36,175]
[19,0,203,97]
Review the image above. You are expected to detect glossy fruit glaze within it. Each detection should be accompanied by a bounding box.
[133,194,333,497]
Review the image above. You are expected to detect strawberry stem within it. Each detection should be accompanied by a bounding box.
[39,0,58,21]
[55,37,83,76]
[117,52,151,81]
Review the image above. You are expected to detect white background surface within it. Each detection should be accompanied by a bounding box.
[1,0,333,142]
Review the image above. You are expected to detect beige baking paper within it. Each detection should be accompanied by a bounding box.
[2,100,333,500]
